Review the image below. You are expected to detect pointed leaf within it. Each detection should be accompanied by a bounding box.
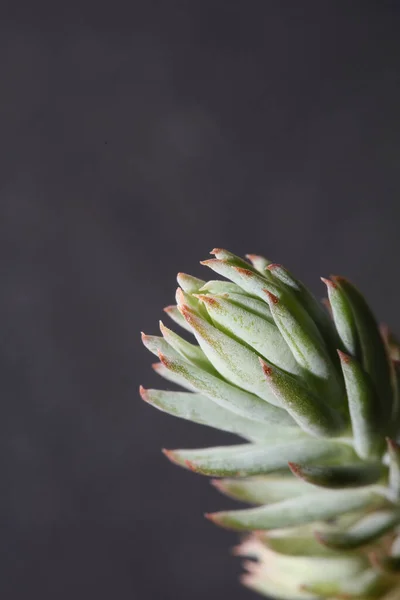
[211,292,273,321]
[288,461,383,489]
[333,276,393,421]
[176,272,205,293]
[163,305,193,333]
[201,259,282,300]
[157,351,295,425]
[165,438,355,478]
[264,291,332,382]
[159,321,215,373]
[321,277,358,356]
[139,387,297,442]
[268,265,338,352]
[260,360,345,437]
[179,305,282,406]
[151,361,195,391]
[315,510,400,551]
[199,280,247,296]
[207,487,383,530]
[212,474,317,505]
[338,350,385,459]
[196,295,300,375]
[245,253,272,273]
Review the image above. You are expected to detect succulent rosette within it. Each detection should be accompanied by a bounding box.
[141,249,400,600]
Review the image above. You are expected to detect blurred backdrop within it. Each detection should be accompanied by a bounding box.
[1,2,400,599]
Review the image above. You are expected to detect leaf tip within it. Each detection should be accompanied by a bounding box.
[337,349,351,364]
[263,289,279,304]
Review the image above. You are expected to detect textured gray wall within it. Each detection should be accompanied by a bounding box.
[1,2,400,599]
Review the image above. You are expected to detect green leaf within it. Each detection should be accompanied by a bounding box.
[157,350,295,425]
[199,280,247,296]
[200,288,273,321]
[178,305,282,406]
[210,248,263,273]
[176,272,205,293]
[196,295,300,375]
[321,277,358,356]
[269,265,339,357]
[245,253,272,273]
[201,259,282,300]
[264,291,332,381]
[333,276,393,422]
[338,350,385,459]
[212,474,317,505]
[288,461,383,489]
[164,438,355,478]
[260,360,345,437]
[163,305,193,333]
[139,388,298,443]
[207,487,383,530]
[151,361,195,391]
[159,321,215,373]
[315,510,400,551]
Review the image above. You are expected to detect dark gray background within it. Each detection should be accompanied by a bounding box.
[1,2,400,599]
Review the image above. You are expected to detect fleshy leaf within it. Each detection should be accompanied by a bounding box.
[139,387,298,443]
[159,321,215,373]
[163,305,193,333]
[333,276,393,422]
[164,438,355,478]
[212,474,318,505]
[151,362,195,391]
[338,350,385,459]
[288,461,383,489]
[196,295,301,375]
[178,305,282,406]
[268,265,339,358]
[321,277,358,356]
[315,510,400,551]
[201,259,283,300]
[260,360,345,437]
[176,272,205,293]
[245,253,272,273]
[207,487,383,530]
[157,351,295,425]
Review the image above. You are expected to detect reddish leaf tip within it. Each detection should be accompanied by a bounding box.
[263,289,279,304]
[139,385,149,402]
[320,276,336,288]
[210,248,223,255]
[162,448,177,463]
[184,459,198,472]
[235,266,254,277]
[175,287,185,306]
[204,512,218,522]
[210,479,223,490]
[163,305,175,314]
[313,530,328,546]
[151,362,161,372]
[266,263,282,271]
[287,462,302,477]
[337,349,351,363]
[259,358,273,377]
[196,294,219,307]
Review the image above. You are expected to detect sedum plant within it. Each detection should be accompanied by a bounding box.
[140,248,400,600]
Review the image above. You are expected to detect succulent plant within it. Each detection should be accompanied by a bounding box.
[140,248,400,600]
